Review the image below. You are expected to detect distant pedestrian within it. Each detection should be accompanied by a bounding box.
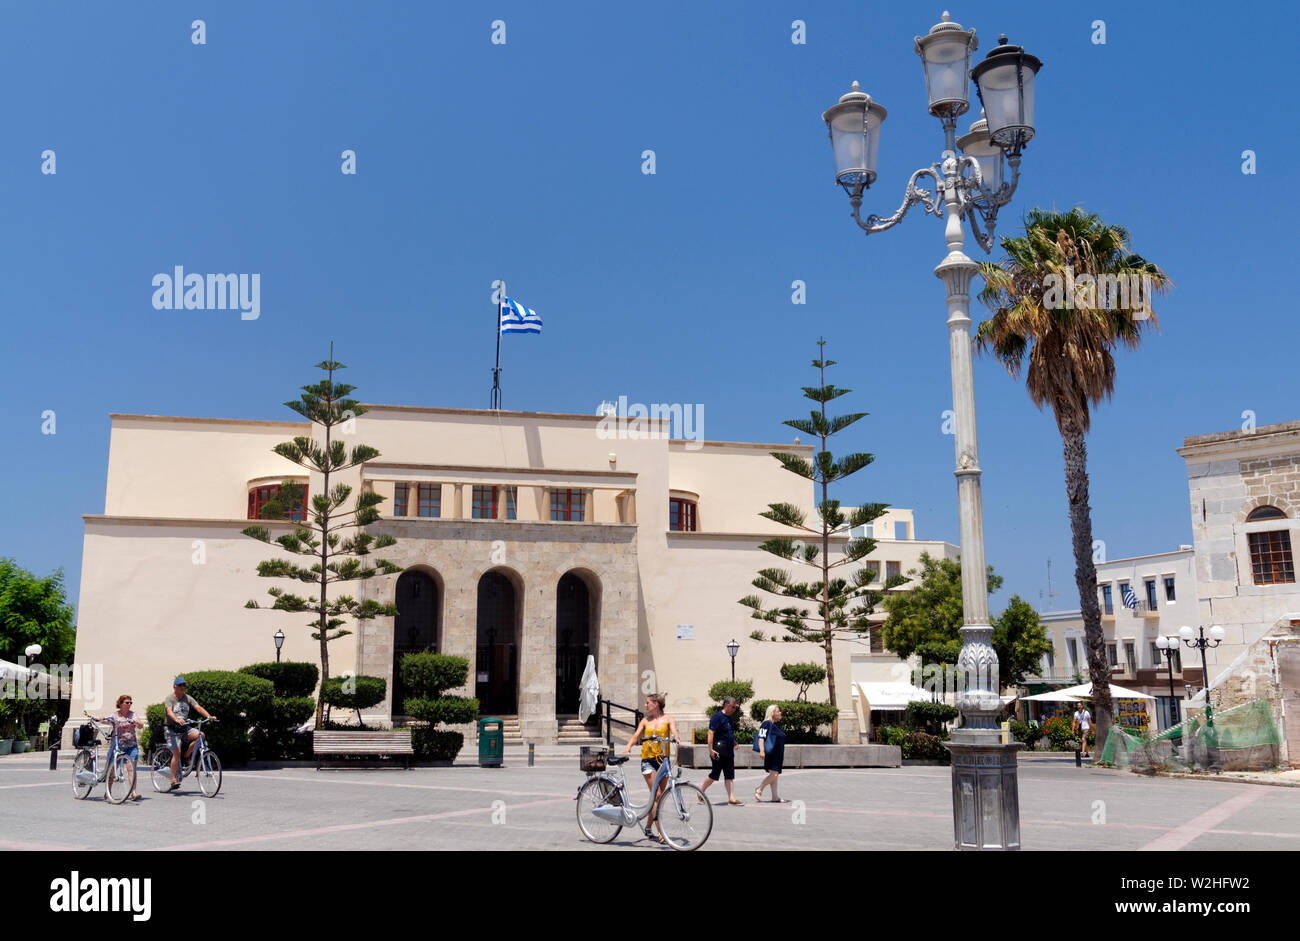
[1072,704,1093,758]
[754,704,788,803]
[700,697,743,805]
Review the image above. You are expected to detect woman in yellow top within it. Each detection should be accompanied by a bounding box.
[624,692,678,841]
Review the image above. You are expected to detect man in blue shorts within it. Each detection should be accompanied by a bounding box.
[699,697,744,805]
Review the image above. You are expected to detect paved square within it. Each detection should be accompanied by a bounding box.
[2,750,1296,851]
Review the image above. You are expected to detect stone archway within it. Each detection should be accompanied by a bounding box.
[555,570,602,715]
[476,570,520,715]
[392,569,440,719]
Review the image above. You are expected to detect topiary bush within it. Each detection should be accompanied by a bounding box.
[177,670,275,766]
[749,700,838,743]
[401,653,477,762]
[779,662,827,702]
[239,661,319,698]
[903,700,960,735]
[703,679,756,740]
[320,675,387,727]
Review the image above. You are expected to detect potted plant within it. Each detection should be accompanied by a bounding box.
[0,703,15,757]
[12,726,30,753]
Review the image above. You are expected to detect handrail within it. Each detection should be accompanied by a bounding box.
[599,698,643,748]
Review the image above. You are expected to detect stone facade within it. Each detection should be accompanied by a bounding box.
[356,518,640,744]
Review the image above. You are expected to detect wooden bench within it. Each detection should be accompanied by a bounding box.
[313,730,414,769]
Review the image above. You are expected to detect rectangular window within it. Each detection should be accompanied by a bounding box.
[1101,584,1113,615]
[669,499,697,532]
[472,485,498,519]
[417,483,441,518]
[1144,579,1157,610]
[1066,638,1080,673]
[393,483,409,517]
[1119,582,1132,611]
[1107,643,1118,669]
[864,523,873,538]
[1124,640,1137,674]
[1043,647,1055,676]
[505,486,517,520]
[551,489,585,522]
[1151,642,1162,668]
[894,520,908,540]
[870,629,884,654]
[1163,575,1176,602]
[248,484,306,521]
[886,561,901,581]
[1248,530,1296,585]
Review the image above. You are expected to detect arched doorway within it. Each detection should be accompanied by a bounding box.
[392,570,439,719]
[556,571,597,714]
[476,571,519,715]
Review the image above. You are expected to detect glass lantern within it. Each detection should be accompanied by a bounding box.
[971,35,1042,152]
[914,12,977,119]
[823,82,888,195]
[956,111,1003,194]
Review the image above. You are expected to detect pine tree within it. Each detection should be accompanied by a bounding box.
[739,339,906,740]
[242,350,402,726]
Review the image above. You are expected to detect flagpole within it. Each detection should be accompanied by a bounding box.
[491,280,504,409]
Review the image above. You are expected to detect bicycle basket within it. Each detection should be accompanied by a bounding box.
[579,745,608,773]
[72,723,98,748]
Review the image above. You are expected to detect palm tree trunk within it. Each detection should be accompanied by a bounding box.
[1061,414,1112,753]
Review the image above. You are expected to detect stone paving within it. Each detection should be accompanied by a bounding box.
[2,749,1297,851]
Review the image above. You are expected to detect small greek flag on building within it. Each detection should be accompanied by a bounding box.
[500,297,543,334]
[1121,584,1139,609]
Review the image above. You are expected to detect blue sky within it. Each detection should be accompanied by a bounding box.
[1,1,1289,619]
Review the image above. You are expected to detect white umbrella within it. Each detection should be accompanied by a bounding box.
[577,655,599,723]
[1055,681,1155,701]
[1020,689,1084,702]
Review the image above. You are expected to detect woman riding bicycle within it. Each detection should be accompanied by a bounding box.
[98,694,144,802]
[624,692,678,843]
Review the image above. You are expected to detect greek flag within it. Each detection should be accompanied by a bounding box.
[500,297,543,334]
[1121,584,1138,609]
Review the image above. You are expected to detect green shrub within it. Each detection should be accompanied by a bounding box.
[401,653,469,697]
[239,661,319,698]
[412,728,464,761]
[876,724,947,760]
[750,700,838,741]
[320,675,387,726]
[171,670,275,766]
[876,724,908,747]
[144,704,165,753]
[779,662,827,701]
[1010,719,1043,751]
[706,679,755,706]
[251,696,317,760]
[405,696,479,726]
[903,701,960,734]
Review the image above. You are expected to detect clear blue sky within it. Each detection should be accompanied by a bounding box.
[2,2,1290,620]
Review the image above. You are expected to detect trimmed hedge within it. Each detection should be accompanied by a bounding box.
[749,700,838,743]
[239,661,319,698]
[413,728,464,762]
[251,695,317,760]
[143,703,166,754]
[405,696,479,727]
[878,724,949,761]
[175,670,275,765]
[904,700,959,733]
[401,653,469,697]
[320,675,387,725]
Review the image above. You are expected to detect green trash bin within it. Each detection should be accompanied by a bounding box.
[478,717,504,767]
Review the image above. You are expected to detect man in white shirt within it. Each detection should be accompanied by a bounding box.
[1072,705,1093,758]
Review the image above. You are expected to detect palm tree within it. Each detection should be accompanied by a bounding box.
[974,207,1170,754]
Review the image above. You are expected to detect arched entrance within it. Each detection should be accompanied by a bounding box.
[476,571,519,715]
[556,571,598,714]
[392,570,439,719]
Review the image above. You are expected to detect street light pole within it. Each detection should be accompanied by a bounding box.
[822,12,1042,851]
[726,639,740,682]
[1178,624,1224,769]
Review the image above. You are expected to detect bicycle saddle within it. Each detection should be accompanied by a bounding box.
[607,754,630,765]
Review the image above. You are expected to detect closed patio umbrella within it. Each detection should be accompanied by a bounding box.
[578,655,599,723]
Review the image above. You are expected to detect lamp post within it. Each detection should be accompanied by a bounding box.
[726,639,740,681]
[1154,635,1182,729]
[821,11,1042,851]
[274,629,285,664]
[1178,625,1225,726]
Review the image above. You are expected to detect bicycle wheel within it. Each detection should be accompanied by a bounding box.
[655,782,713,851]
[105,754,134,804]
[197,750,222,797]
[71,750,94,800]
[150,747,174,793]
[575,777,623,844]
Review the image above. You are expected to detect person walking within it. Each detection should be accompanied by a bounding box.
[754,704,788,803]
[624,692,678,841]
[700,697,743,805]
[1073,702,1093,758]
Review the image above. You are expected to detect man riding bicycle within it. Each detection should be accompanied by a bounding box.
[164,677,216,790]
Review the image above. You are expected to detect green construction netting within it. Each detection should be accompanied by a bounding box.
[1100,698,1283,773]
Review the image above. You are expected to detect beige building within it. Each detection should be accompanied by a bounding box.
[73,404,936,745]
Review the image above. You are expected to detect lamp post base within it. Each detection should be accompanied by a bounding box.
[945,733,1023,850]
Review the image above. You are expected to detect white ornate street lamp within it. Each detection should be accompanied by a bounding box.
[821,11,1043,851]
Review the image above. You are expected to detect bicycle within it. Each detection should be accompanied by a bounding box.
[148,717,222,797]
[575,735,713,851]
[71,712,135,804]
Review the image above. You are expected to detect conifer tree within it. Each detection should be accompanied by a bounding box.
[242,350,402,726]
[739,339,906,739]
